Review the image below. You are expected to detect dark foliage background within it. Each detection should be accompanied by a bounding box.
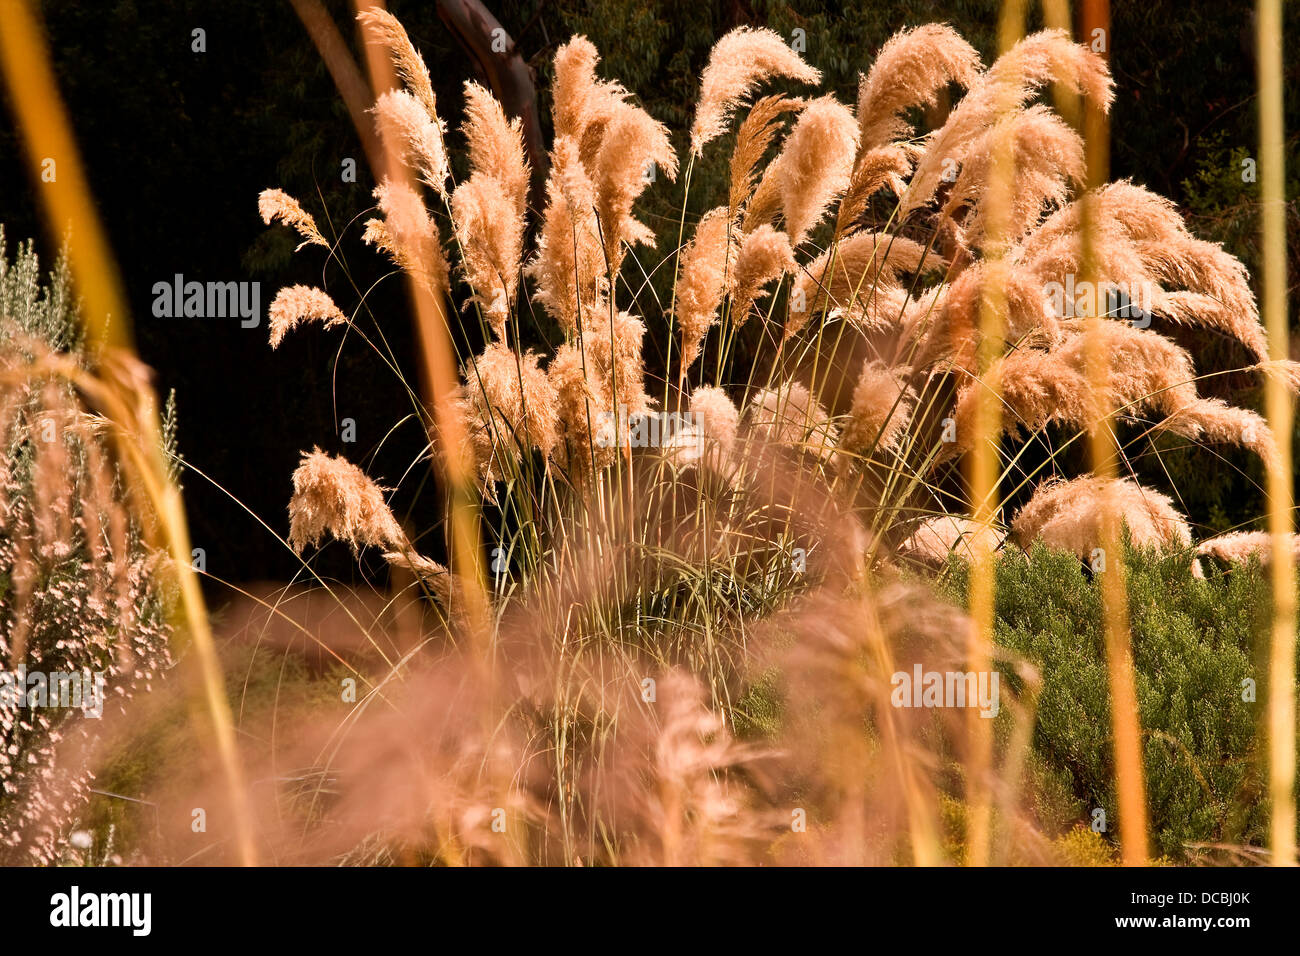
[0,0,1296,589]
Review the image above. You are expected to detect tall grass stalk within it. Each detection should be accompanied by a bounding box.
[1079,0,1148,866]
[963,0,1028,869]
[1258,0,1296,868]
[355,0,490,646]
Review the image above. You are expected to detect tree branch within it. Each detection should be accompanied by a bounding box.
[435,0,548,208]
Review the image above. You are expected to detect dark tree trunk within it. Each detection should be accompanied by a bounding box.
[435,0,548,211]
[289,0,386,180]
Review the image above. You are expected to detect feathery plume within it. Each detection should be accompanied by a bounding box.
[906,30,1112,214]
[258,188,328,250]
[527,137,606,334]
[748,381,839,461]
[690,27,821,156]
[357,8,439,122]
[946,321,1203,456]
[451,174,524,340]
[1012,475,1191,559]
[551,35,629,145]
[894,282,949,365]
[547,341,613,477]
[834,145,912,235]
[748,95,859,244]
[461,81,530,215]
[1197,531,1300,565]
[381,549,455,608]
[1101,182,1260,327]
[951,316,1274,468]
[729,95,803,219]
[583,310,653,418]
[461,343,561,486]
[856,24,982,150]
[364,180,451,295]
[921,260,1053,375]
[941,105,1084,248]
[842,359,916,453]
[730,225,796,326]
[675,207,736,373]
[1256,358,1300,393]
[900,515,1004,566]
[689,385,741,458]
[373,89,450,199]
[1154,291,1268,359]
[538,311,652,478]
[1019,180,1267,359]
[591,101,679,266]
[1154,399,1277,467]
[288,447,407,554]
[268,285,347,349]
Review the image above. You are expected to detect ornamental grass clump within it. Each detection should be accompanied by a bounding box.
[226,12,1295,864]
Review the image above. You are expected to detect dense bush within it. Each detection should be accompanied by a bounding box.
[943,542,1294,861]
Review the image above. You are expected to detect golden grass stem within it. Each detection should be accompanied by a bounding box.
[289,0,386,178]
[1257,0,1297,867]
[964,0,1028,869]
[1079,0,1149,865]
[354,1,491,657]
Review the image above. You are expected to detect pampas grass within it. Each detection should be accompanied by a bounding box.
[287,447,407,555]
[257,188,329,250]
[728,224,795,331]
[905,29,1113,216]
[901,515,1004,566]
[459,342,559,487]
[364,179,451,295]
[373,89,451,198]
[231,12,1300,868]
[267,285,347,349]
[675,207,735,372]
[1011,475,1192,560]
[356,7,440,130]
[747,95,859,244]
[236,12,1295,866]
[843,359,916,454]
[855,23,982,150]
[527,137,605,335]
[690,26,821,156]
[1198,530,1300,565]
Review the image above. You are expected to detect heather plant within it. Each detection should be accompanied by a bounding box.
[0,229,174,863]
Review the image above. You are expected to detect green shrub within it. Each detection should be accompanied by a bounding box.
[942,542,1294,861]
